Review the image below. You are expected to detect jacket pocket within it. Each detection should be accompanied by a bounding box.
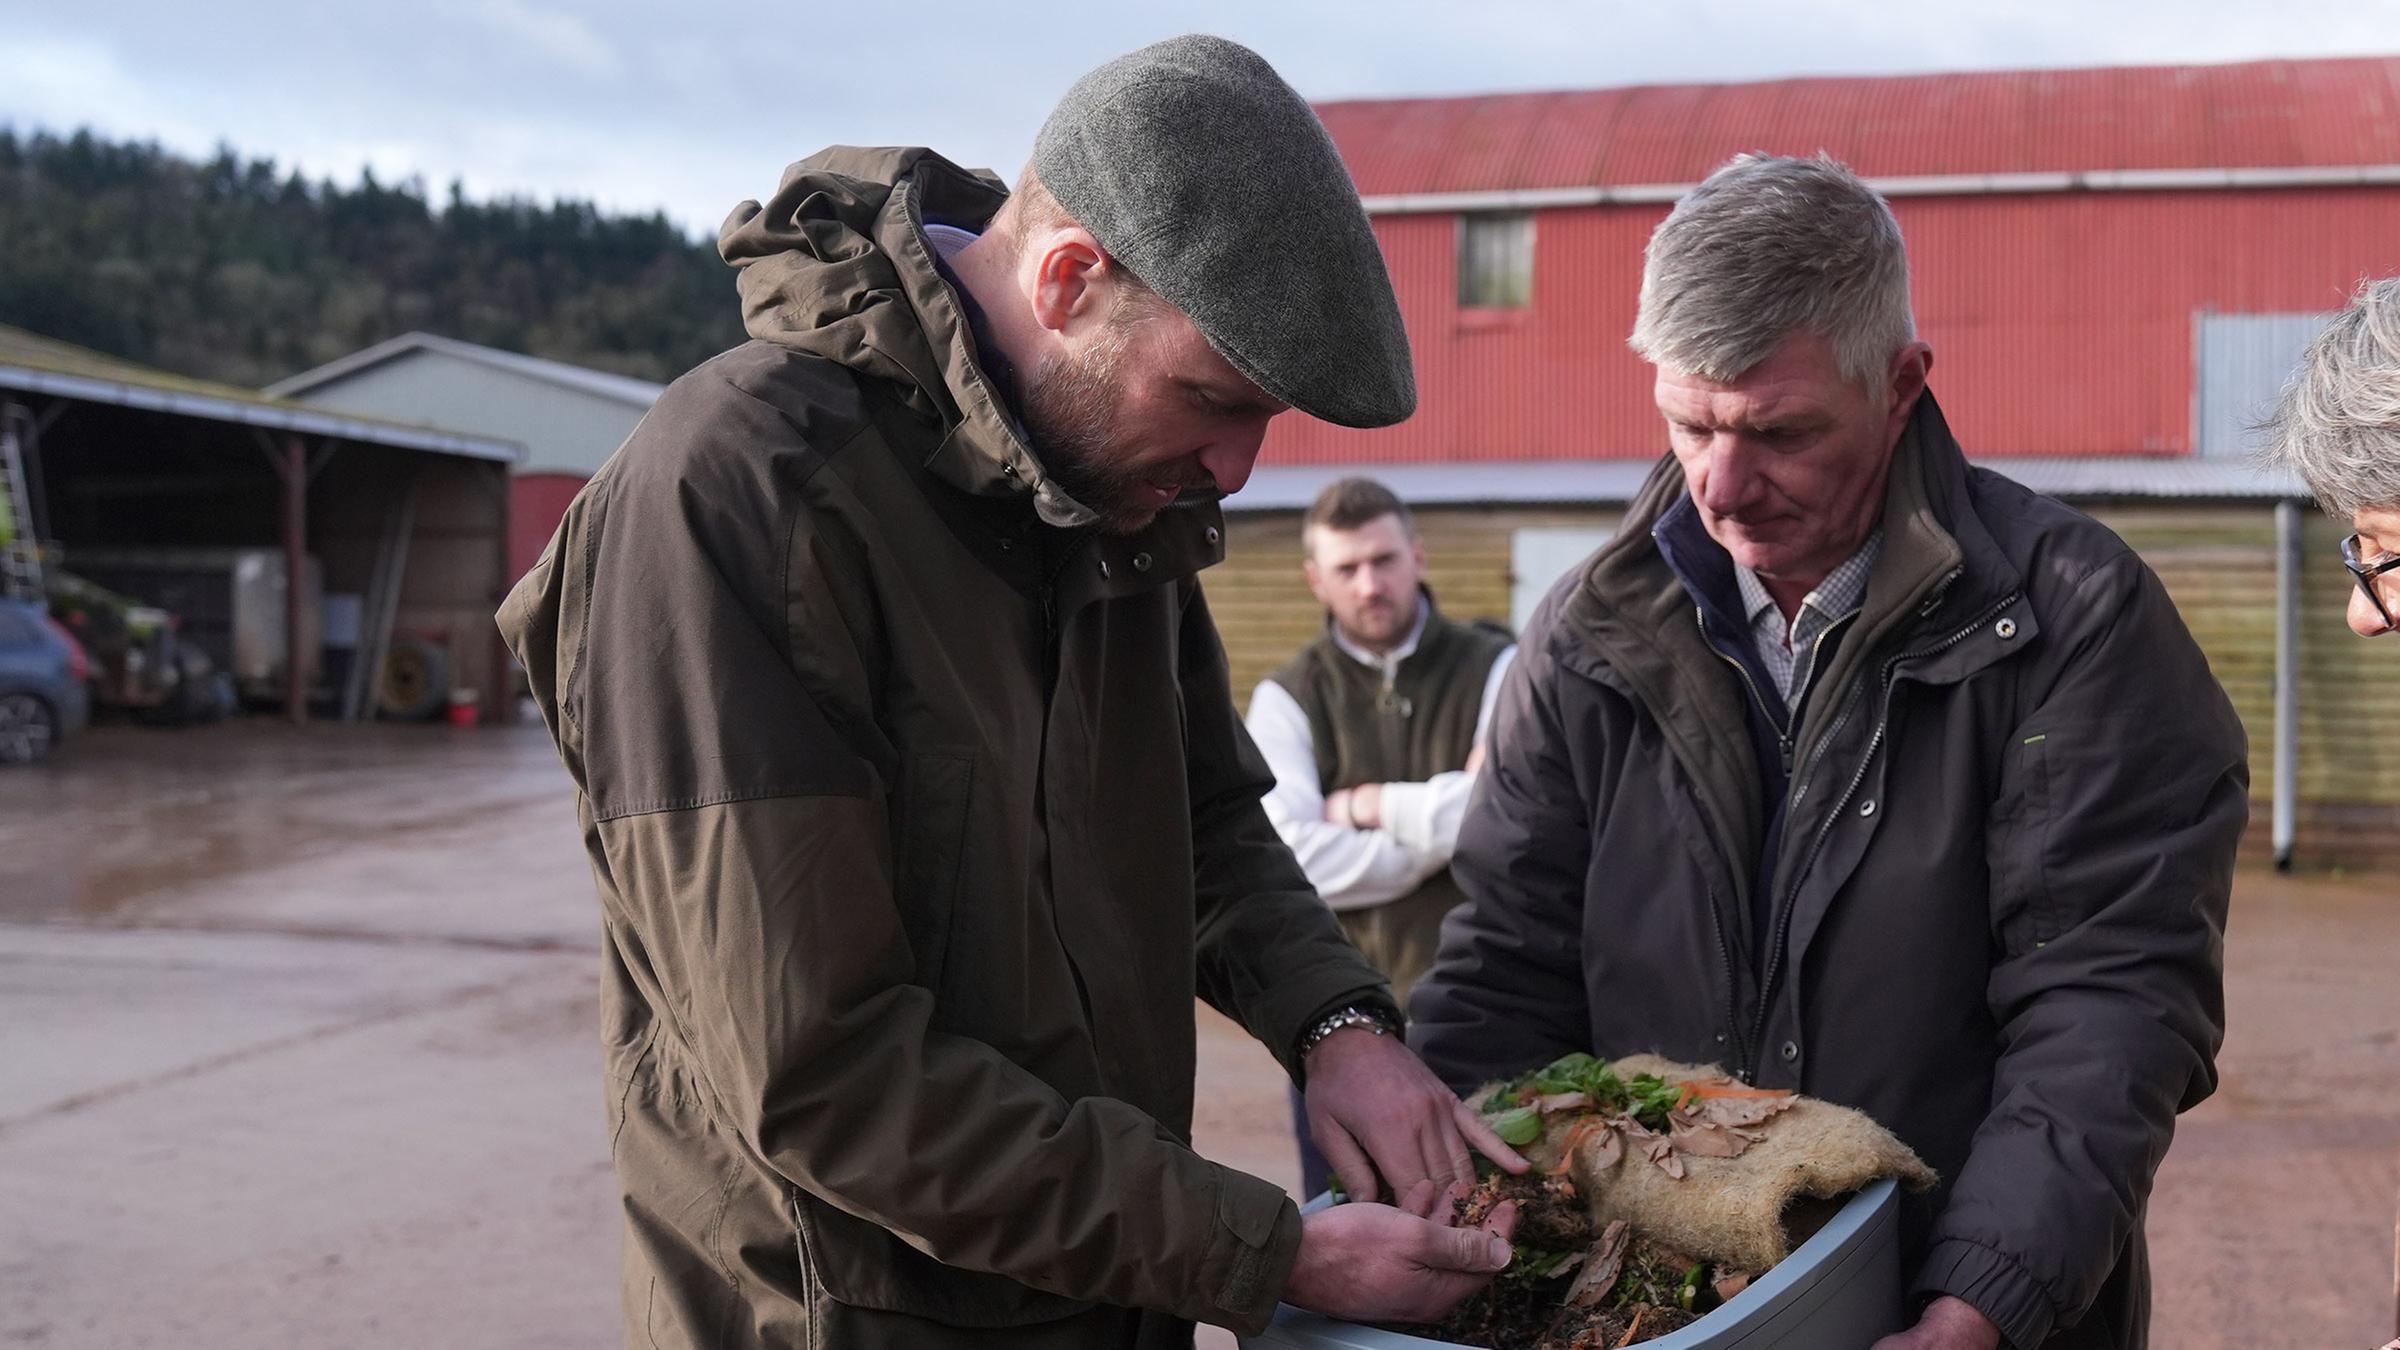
[1988,731,2056,955]
[787,1185,1092,1329]
[894,751,974,994]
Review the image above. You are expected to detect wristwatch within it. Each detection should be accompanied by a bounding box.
[1298,1004,1402,1061]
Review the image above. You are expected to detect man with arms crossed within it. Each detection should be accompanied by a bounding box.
[1246,477,1513,1197]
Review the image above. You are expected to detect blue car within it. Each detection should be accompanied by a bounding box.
[0,594,89,764]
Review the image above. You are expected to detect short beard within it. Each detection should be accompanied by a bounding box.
[1019,308,1167,535]
[1337,594,1414,653]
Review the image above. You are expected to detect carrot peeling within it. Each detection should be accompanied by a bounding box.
[1691,1082,1796,1099]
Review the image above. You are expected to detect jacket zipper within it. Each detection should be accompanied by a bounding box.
[1681,611,1770,1077]
[1696,608,1794,775]
[1692,607,1844,1079]
[1747,585,2021,1059]
[1705,889,1751,1080]
[1787,568,1964,810]
[1033,541,1094,1030]
[1035,533,1079,695]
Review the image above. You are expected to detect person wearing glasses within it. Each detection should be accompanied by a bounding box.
[2264,278,2400,637]
[2261,276,2400,1350]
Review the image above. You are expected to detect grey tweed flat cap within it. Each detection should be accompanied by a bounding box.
[1033,35,1416,428]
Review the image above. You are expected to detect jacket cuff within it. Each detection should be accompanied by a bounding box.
[1288,986,1405,1085]
[1913,1238,2055,1350]
[1200,1164,1305,1335]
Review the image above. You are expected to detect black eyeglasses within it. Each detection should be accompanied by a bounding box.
[2341,534,2400,629]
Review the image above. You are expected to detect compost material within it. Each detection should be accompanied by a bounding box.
[1401,1053,1935,1349]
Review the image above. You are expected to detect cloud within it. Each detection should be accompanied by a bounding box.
[469,0,619,77]
[0,34,215,150]
[5,0,2398,238]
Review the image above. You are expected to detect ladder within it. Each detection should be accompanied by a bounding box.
[0,409,41,602]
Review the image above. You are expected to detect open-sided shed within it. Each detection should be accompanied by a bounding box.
[0,325,522,724]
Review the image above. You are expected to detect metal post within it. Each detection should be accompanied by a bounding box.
[283,434,308,726]
[2273,499,2301,872]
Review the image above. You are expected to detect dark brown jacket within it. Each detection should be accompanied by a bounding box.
[1412,398,2246,1350]
[498,146,1391,1349]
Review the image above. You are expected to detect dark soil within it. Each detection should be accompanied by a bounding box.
[1381,1175,1716,1349]
[1411,1278,1701,1349]
[1460,1172,1593,1249]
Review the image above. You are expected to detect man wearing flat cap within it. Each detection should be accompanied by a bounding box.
[500,34,1525,1350]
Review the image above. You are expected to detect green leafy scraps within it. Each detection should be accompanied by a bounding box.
[1484,1053,1687,1134]
[1490,1106,1545,1147]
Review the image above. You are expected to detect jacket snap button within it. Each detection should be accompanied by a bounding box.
[1205,526,1222,545]
[1713,1031,1729,1046]
[1859,799,1877,817]
[1098,560,1112,580]
[1132,552,1153,573]
[1996,617,2018,639]
[1780,1041,1801,1063]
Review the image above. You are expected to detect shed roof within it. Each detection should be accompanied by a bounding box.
[0,326,521,463]
[264,331,666,408]
[1317,55,2400,202]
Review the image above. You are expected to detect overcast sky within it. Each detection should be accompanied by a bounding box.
[8,1,2400,238]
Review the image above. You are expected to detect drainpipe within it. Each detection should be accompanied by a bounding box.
[2274,499,2300,872]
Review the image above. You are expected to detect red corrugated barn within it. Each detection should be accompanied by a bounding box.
[1273,54,2400,466]
[1209,55,2400,866]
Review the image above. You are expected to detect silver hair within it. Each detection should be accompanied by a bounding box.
[1630,153,1916,390]
[2260,278,2400,518]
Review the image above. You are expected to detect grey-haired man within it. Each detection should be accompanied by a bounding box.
[501,34,1522,1350]
[1410,154,2247,1350]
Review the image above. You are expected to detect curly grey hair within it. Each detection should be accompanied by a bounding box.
[1630,153,1916,390]
[2261,278,2400,518]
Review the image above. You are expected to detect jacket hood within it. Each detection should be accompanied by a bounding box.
[718,146,1103,528]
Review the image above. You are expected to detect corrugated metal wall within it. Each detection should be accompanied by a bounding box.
[1316,59,2400,197]
[508,471,588,585]
[1210,500,2400,868]
[2195,311,2334,458]
[1262,188,2400,467]
[291,351,650,477]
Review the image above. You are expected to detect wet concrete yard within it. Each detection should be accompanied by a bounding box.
[1,724,2394,1347]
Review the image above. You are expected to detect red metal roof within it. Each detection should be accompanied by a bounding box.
[1315,57,2400,197]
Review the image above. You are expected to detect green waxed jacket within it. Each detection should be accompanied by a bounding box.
[498,146,1391,1348]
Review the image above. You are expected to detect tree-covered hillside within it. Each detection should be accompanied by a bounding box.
[0,127,745,387]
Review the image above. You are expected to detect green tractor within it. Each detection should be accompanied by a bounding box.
[46,570,233,725]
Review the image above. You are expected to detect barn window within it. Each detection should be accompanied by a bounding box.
[1457,212,1534,308]
[2194,310,2335,458]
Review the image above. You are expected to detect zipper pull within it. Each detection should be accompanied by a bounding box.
[1779,734,1794,777]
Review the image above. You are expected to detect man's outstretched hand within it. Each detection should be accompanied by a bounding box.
[1282,1179,1520,1324]
[1303,1026,1528,1203]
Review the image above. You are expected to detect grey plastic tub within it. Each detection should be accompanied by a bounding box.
[1241,1177,1902,1350]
